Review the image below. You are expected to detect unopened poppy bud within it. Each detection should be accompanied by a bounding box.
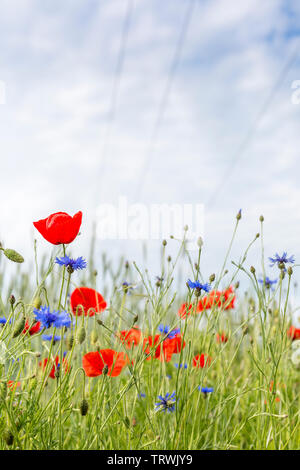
[77,327,86,344]
[235,281,240,289]
[250,266,256,274]
[2,248,24,263]
[167,256,172,262]
[9,295,15,306]
[255,233,260,239]
[103,364,109,375]
[66,334,74,350]
[236,209,242,220]
[33,296,42,309]
[12,316,26,338]
[288,267,293,276]
[133,314,138,324]
[3,429,14,446]
[80,398,89,416]
[162,240,167,246]
[97,319,104,326]
[90,330,98,344]
[209,273,215,283]
[224,270,228,275]
[259,215,264,222]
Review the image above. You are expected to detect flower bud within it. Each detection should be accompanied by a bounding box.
[197,237,203,248]
[77,327,86,344]
[209,273,215,283]
[33,296,42,310]
[66,334,74,351]
[288,266,293,276]
[2,248,24,263]
[90,330,98,344]
[133,315,138,324]
[3,429,14,446]
[250,266,256,274]
[162,240,167,246]
[80,398,89,416]
[12,316,26,338]
[167,256,172,263]
[235,281,240,289]
[103,364,109,375]
[9,295,15,306]
[259,215,264,222]
[236,209,242,220]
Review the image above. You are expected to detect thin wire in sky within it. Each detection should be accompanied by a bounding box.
[133,0,196,201]
[206,42,300,208]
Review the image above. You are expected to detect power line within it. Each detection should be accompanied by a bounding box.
[134,0,196,201]
[98,0,134,197]
[206,42,300,208]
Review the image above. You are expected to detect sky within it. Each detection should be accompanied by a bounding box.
[1,0,300,302]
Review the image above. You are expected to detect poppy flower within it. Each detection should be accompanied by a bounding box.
[287,326,300,341]
[39,355,69,379]
[192,353,212,368]
[22,320,41,336]
[216,332,228,343]
[7,380,21,390]
[143,333,185,362]
[33,211,82,245]
[70,287,107,316]
[178,302,195,319]
[197,286,235,312]
[82,349,128,377]
[119,328,142,348]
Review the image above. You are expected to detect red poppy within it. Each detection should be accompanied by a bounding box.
[7,380,21,390]
[33,211,82,245]
[70,287,107,316]
[197,286,235,312]
[192,353,212,368]
[287,325,300,341]
[22,320,41,336]
[143,334,186,362]
[216,332,228,343]
[82,349,128,377]
[119,328,142,348]
[178,302,195,319]
[39,356,69,379]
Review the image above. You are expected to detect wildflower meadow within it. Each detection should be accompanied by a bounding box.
[0,210,299,451]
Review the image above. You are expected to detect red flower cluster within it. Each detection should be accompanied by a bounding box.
[33,211,82,245]
[82,349,129,377]
[216,332,228,343]
[70,287,107,316]
[287,325,300,341]
[178,286,235,319]
[143,333,185,362]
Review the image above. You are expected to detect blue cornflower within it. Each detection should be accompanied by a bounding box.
[187,279,211,293]
[258,277,277,290]
[158,324,180,340]
[34,306,71,329]
[137,393,146,399]
[55,255,87,272]
[155,392,177,413]
[121,282,135,294]
[42,334,62,342]
[0,317,7,324]
[175,363,187,369]
[269,252,295,268]
[199,386,214,395]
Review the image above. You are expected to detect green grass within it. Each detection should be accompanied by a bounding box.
[0,214,299,450]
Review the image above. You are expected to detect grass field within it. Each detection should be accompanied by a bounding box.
[0,210,299,450]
